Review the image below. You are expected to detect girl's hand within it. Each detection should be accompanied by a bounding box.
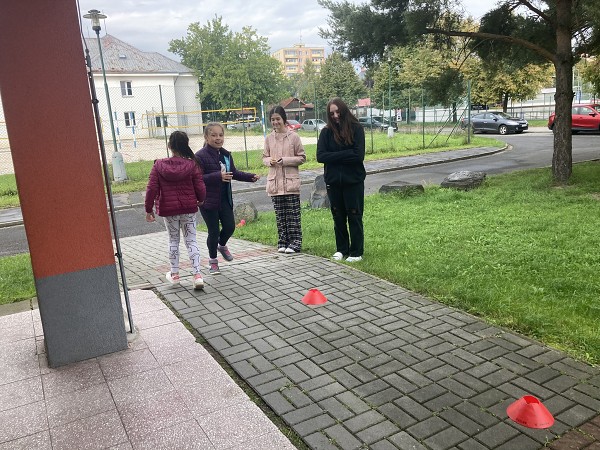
[252,174,260,182]
[221,171,233,182]
[146,212,155,223]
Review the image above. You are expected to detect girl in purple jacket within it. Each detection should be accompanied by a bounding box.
[195,123,260,275]
[145,131,207,289]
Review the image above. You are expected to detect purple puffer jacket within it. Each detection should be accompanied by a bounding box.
[144,157,206,217]
[195,145,256,210]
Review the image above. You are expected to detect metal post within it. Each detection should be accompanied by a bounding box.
[84,47,134,334]
[240,84,249,168]
[388,61,392,127]
[467,80,471,144]
[159,85,169,157]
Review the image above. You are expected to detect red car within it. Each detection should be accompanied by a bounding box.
[286,120,302,132]
[548,104,600,133]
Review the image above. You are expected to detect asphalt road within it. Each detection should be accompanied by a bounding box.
[2,129,599,257]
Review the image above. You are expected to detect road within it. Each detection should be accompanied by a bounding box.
[2,130,599,257]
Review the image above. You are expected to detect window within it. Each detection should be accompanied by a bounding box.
[120,81,133,96]
[124,111,136,127]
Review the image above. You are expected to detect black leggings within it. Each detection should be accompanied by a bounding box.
[199,198,235,259]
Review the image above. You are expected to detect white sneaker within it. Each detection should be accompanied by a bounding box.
[285,248,296,254]
[332,252,344,261]
[346,256,363,263]
[193,274,204,290]
[165,272,180,284]
[278,247,286,253]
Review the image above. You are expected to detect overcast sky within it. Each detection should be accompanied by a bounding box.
[78,0,496,60]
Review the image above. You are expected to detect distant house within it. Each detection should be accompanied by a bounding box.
[278,97,316,122]
[83,35,200,140]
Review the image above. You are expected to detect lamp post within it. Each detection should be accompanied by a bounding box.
[83,9,127,181]
[238,52,249,168]
[388,55,392,128]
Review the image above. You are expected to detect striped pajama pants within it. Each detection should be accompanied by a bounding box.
[272,194,302,252]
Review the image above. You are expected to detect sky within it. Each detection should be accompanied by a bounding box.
[77,0,497,60]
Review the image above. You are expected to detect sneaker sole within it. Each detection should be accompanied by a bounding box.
[194,283,204,290]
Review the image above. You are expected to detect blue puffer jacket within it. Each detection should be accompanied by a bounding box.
[195,145,255,210]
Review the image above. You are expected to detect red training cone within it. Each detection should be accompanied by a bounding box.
[302,289,327,305]
[507,395,554,429]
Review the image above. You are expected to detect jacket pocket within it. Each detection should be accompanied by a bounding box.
[267,175,278,195]
[285,176,301,194]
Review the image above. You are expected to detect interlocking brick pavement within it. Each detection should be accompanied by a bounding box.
[120,231,600,449]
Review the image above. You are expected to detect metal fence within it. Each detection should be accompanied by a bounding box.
[0,83,584,176]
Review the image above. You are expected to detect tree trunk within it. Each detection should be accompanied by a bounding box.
[502,93,509,113]
[552,0,573,184]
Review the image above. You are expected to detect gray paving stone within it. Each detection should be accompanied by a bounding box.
[423,426,468,450]
[388,431,428,450]
[295,413,337,436]
[307,382,347,403]
[458,438,489,450]
[282,402,325,426]
[496,434,540,450]
[473,421,520,448]
[247,354,276,373]
[556,404,596,427]
[312,350,345,366]
[336,391,372,414]
[331,368,362,390]
[357,420,400,445]
[303,432,339,450]
[344,410,386,433]
[280,364,311,384]
[324,424,363,449]
[370,440,400,450]
[407,416,450,440]
[424,391,463,412]
[341,363,378,383]
[377,403,417,428]
[230,360,259,378]
[354,379,391,400]
[318,397,355,421]
[455,401,500,428]
[450,372,490,393]
[339,345,369,362]
[263,391,295,415]
[299,374,337,392]
[246,369,284,387]
[439,408,485,436]
[253,376,291,395]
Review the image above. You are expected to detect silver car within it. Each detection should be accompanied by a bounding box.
[301,119,326,131]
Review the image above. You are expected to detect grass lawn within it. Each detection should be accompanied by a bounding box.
[232,162,600,365]
[1,162,599,364]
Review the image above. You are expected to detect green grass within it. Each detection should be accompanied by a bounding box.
[0,254,35,304]
[0,132,501,206]
[233,161,600,365]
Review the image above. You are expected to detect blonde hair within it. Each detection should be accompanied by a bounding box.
[203,122,224,138]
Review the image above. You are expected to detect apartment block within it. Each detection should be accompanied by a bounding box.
[272,43,325,76]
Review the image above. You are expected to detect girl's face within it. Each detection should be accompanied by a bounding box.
[270,113,286,132]
[329,104,341,124]
[205,126,224,148]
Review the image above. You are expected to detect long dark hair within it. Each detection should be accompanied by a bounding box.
[168,131,200,168]
[269,105,288,124]
[326,97,359,146]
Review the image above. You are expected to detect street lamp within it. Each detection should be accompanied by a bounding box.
[83,9,127,181]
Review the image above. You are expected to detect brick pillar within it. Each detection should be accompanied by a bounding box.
[0,0,127,366]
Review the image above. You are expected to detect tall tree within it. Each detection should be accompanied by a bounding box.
[317,52,366,109]
[319,0,600,183]
[169,16,288,114]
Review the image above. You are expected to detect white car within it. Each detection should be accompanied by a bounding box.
[226,117,262,130]
[301,119,326,131]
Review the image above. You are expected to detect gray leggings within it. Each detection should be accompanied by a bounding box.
[164,213,201,274]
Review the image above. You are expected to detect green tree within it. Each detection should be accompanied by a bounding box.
[317,52,366,110]
[319,0,600,183]
[169,16,288,114]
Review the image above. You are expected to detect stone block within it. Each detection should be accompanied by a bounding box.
[233,202,257,224]
[441,171,486,190]
[379,181,424,196]
[309,174,330,208]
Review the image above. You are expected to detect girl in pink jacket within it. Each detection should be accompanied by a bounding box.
[145,131,207,289]
[262,106,306,253]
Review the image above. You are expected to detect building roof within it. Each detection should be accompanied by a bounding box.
[84,34,192,74]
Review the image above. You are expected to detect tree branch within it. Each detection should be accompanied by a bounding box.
[512,0,553,25]
[425,28,556,63]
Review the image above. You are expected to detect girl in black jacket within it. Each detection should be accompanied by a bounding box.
[316,98,366,262]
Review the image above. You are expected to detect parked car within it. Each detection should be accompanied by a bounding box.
[226,117,262,130]
[301,119,326,131]
[358,117,387,131]
[548,104,600,133]
[460,112,528,135]
[372,116,398,130]
[286,119,302,132]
